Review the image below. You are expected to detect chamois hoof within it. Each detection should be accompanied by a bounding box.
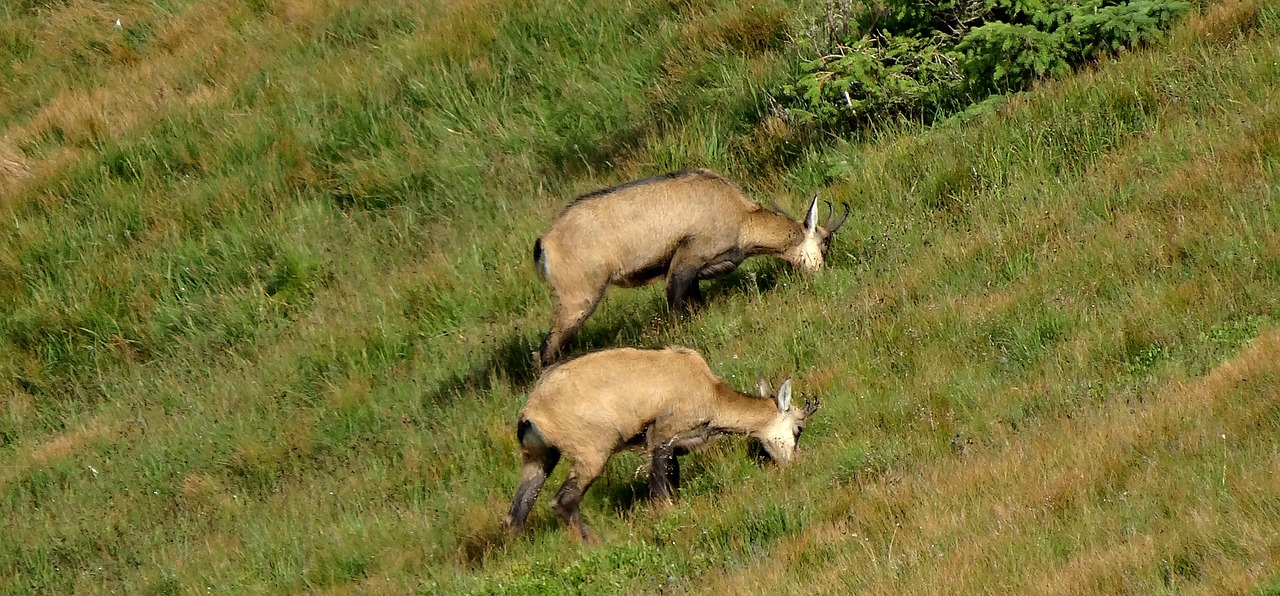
[571,523,597,545]
[503,516,521,537]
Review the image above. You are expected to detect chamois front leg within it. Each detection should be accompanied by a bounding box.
[648,442,678,504]
[667,450,681,492]
[664,241,708,319]
[665,268,702,319]
[686,281,705,310]
[668,247,741,318]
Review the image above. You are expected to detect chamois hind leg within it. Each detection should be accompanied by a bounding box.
[550,457,605,542]
[505,445,561,535]
[538,285,604,369]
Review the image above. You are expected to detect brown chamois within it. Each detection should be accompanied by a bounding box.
[533,168,849,368]
[504,347,821,541]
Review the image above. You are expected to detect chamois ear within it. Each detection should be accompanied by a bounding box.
[756,374,772,399]
[802,194,819,233]
[775,377,793,411]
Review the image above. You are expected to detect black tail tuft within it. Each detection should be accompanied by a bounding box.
[533,237,549,280]
[516,419,533,445]
[516,418,551,451]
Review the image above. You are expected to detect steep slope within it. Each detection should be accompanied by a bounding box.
[1,0,1277,593]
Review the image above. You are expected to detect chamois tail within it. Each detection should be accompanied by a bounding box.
[533,237,549,280]
[517,418,548,450]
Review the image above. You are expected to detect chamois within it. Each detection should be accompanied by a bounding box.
[504,347,820,541]
[533,168,849,368]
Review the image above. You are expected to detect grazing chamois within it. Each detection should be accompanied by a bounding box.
[504,347,820,541]
[533,168,849,368]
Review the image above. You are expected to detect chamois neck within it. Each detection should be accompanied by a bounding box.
[741,209,803,256]
[708,383,780,436]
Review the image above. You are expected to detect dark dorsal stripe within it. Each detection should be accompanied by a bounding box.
[559,169,718,215]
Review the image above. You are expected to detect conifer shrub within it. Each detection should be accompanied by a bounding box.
[779,0,1190,130]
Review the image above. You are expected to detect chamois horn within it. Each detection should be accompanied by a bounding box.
[800,394,821,418]
[824,200,851,233]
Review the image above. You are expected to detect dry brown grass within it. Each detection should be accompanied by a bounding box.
[2,0,493,209]
[674,27,1280,590]
[0,136,31,189]
[1188,0,1267,40]
[0,417,119,493]
[1,1,255,206]
[26,418,114,465]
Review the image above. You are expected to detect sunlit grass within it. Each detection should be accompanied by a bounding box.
[2,0,1278,593]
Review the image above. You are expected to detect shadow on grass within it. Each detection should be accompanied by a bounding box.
[423,263,789,406]
[596,475,651,518]
[421,331,542,406]
[704,260,786,299]
[458,507,606,567]
[421,309,667,406]
[458,522,512,567]
[459,453,778,567]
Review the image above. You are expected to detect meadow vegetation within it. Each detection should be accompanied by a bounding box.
[2,0,1279,593]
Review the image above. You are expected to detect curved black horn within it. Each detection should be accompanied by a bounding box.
[801,394,821,418]
[825,202,851,233]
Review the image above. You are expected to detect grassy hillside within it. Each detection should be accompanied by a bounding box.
[2,0,1278,593]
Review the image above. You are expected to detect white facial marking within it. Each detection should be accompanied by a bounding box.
[791,229,825,271]
[760,380,803,462]
[760,415,801,463]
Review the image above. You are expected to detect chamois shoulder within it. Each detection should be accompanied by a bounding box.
[661,346,718,376]
[664,345,709,365]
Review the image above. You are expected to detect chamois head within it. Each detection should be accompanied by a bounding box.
[783,194,851,272]
[752,376,821,463]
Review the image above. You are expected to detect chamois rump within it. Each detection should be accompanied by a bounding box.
[533,168,849,368]
[504,347,821,541]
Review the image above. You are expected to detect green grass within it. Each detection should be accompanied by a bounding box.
[2,0,1279,593]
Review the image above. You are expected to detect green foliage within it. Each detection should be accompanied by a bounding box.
[1,0,1279,593]
[781,0,1191,129]
[782,33,965,125]
[958,21,1069,91]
